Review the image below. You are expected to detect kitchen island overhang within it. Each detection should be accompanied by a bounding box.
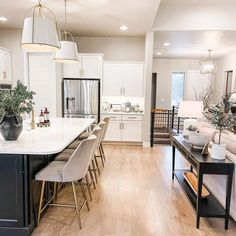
[0,118,95,236]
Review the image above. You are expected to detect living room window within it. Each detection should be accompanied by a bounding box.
[171,72,185,107]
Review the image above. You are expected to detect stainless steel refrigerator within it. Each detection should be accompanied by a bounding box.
[63,78,100,122]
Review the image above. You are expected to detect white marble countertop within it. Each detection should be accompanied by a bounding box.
[101,112,144,115]
[0,117,95,155]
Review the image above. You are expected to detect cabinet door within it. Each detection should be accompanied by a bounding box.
[81,56,102,78]
[104,121,122,141]
[122,120,142,142]
[28,53,57,116]
[103,63,123,96]
[63,56,82,78]
[123,63,144,97]
[0,51,12,84]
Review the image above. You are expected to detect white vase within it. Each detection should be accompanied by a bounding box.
[210,143,226,160]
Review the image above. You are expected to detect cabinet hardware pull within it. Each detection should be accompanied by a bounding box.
[128,117,136,119]
[122,123,124,129]
[120,88,122,94]
[123,88,125,94]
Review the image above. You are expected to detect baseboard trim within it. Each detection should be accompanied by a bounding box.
[103,141,142,146]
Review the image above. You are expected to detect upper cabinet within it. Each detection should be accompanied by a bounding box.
[63,54,103,79]
[0,48,12,84]
[102,62,144,97]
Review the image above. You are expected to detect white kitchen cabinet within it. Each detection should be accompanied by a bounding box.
[102,62,144,97]
[0,49,12,84]
[123,64,144,97]
[103,63,123,96]
[105,121,122,141]
[122,120,142,142]
[63,54,103,78]
[102,114,143,142]
[63,56,82,78]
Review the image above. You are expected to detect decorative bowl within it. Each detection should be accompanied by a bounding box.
[189,133,210,147]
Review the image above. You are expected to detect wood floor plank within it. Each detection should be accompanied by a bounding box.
[32,145,236,236]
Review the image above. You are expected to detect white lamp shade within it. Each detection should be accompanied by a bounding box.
[178,101,203,118]
[54,41,78,63]
[21,17,60,52]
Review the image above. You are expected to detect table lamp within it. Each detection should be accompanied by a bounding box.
[178,101,204,139]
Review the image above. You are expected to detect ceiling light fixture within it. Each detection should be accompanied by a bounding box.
[200,50,216,74]
[120,25,128,31]
[156,51,162,55]
[21,0,60,52]
[163,42,170,47]
[0,16,8,22]
[54,0,78,63]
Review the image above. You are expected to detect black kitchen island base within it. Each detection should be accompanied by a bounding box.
[0,154,55,236]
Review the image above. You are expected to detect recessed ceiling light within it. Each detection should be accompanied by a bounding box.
[156,51,162,55]
[120,25,128,31]
[0,16,8,22]
[163,42,170,47]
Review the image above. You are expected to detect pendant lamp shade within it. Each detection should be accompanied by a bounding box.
[54,0,78,63]
[54,41,78,63]
[21,2,60,52]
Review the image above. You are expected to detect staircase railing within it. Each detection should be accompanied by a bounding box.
[150,106,183,147]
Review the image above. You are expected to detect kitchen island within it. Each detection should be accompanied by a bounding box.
[0,117,94,236]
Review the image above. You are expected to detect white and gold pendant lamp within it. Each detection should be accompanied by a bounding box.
[54,0,78,63]
[200,50,216,74]
[21,0,60,52]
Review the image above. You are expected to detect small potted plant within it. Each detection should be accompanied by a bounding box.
[204,102,236,159]
[0,81,35,140]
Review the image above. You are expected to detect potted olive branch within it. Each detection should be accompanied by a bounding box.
[0,81,35,140]
[204,102,236,160]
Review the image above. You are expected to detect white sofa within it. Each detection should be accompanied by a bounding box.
[198,126,236,221]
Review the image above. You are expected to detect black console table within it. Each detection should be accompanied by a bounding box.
[171,135,234,230]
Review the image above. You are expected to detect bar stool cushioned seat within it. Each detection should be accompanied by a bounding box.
[67,140,82,149]
[35,161,66,182]
[55,149,74,161]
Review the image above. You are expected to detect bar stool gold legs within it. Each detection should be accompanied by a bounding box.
[72,181,82,229]
[79,180,89,211]
[88,165,96,189]
[37,181,45,226]
[85,174,92,201]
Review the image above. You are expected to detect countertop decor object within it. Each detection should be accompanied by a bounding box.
[21,0,60,52]
[189,133,209,150]
[204,102,236,160]
[0,81,35,140]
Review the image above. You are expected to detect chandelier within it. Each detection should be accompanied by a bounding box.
[200,50,216,74]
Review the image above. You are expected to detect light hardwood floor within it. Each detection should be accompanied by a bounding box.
[33,145,236,236]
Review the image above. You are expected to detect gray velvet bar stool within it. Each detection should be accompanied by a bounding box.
[55,126,103,199]
[98,118,110,164]
[35,134,97,229]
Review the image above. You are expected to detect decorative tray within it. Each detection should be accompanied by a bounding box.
[183,172,209,198]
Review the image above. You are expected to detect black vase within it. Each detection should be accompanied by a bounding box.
[0,114,23,140]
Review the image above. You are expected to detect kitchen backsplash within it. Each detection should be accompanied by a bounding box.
[102,96,144,113]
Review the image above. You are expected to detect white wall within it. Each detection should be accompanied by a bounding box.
[0,29,24,84]
[75,36,145,61]
[152,58,200,109]
[214,52,236,103]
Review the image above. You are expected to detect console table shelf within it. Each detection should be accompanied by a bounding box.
[174,170,226,217]
[171,135,234,230]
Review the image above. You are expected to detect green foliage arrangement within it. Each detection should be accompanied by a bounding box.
[0,81,35,120]
[204,102,236,144]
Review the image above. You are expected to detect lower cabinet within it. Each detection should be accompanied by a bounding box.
[102,114,143,142]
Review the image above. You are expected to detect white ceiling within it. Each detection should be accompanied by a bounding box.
[153,31,236,59]
[0,0,161,36]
